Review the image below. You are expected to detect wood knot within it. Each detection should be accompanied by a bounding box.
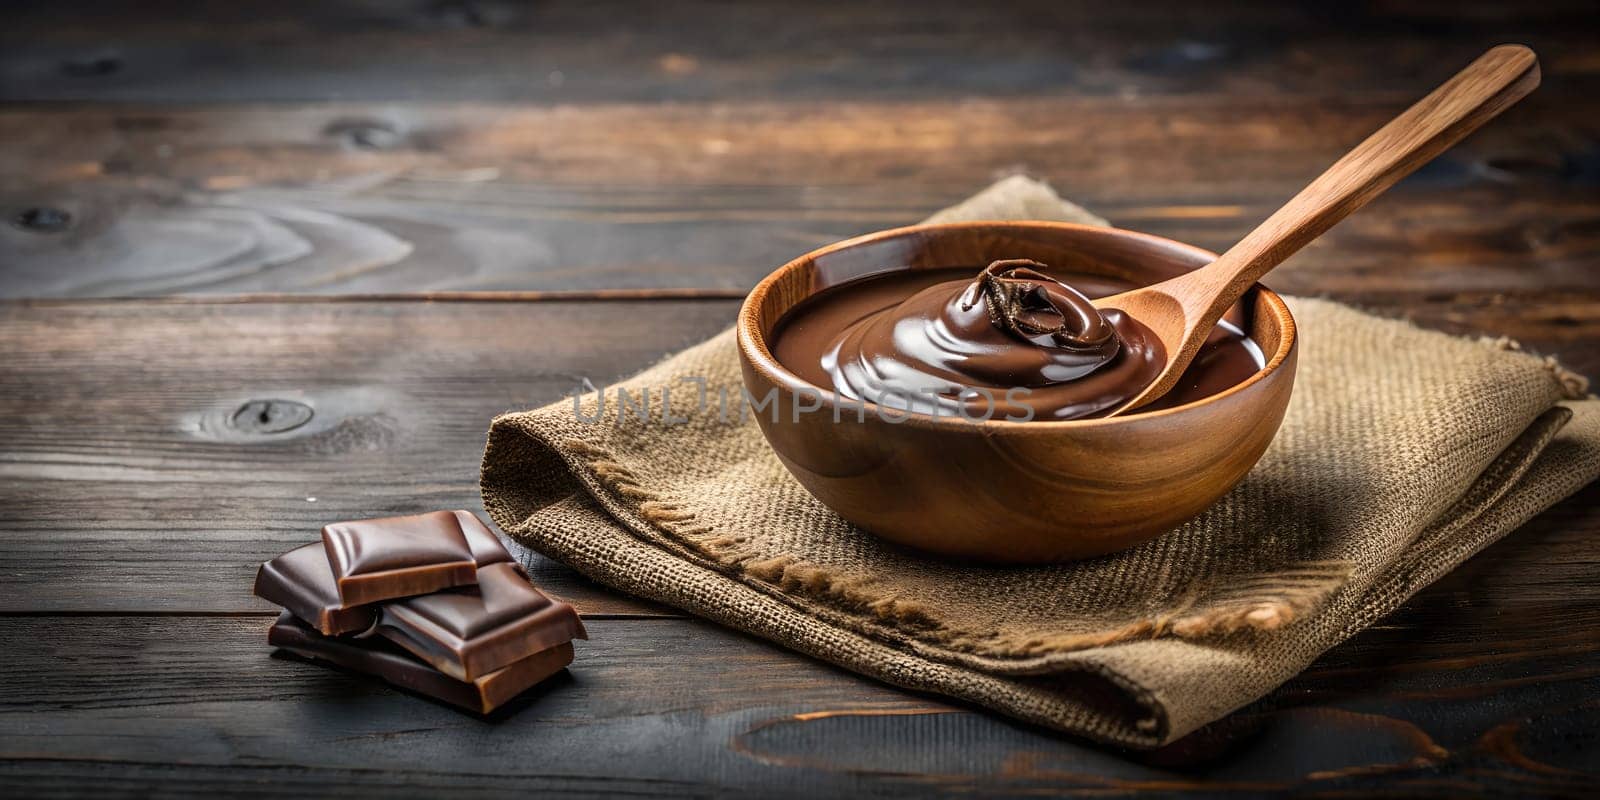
[228,399,314,435]
[12,207,72,233]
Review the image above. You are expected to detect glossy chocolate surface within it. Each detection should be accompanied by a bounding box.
[772,264,1265,419]
[375,562,589,682]
[256,512,521,635]
[269,612,574,715]
[321,511,479,606]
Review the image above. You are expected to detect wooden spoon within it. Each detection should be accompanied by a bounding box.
[1098,44,1540,415]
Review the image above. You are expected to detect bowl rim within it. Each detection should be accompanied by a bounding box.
[736,220,1298,432]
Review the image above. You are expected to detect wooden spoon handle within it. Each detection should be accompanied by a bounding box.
[1185,44,1540,315]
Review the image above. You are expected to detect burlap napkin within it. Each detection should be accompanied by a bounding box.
[481,176,1599,747]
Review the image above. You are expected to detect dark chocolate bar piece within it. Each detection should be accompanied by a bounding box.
[257,511,517,633]
[321,511,479,606]
[268,612,572,714]
[375,562,588,681]
[253,542,378,635]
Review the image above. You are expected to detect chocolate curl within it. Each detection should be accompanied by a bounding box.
[963,259,1117,350]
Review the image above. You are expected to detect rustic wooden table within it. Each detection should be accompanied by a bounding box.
[2,1,1597,796]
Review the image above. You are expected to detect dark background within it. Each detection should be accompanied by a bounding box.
[1,1,1596,796]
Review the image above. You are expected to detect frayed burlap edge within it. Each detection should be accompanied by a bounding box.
[1484,336,1592,400]
[556,435,1357,663]
[566,439,948,631]
[482,417,1179,746]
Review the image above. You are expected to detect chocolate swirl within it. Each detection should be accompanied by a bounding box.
[820,259,1165,420]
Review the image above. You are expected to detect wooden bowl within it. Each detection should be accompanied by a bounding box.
[736,221,1298,563]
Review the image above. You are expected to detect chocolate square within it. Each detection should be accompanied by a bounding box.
[258,514,521,634]
[374,562,587,681]
[321,511,479,606]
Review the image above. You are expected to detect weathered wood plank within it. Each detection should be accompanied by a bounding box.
[6,98,1586,196]
[1,297,1596,617]
[0,610,1593,797]
[2,0,1597,104]
[2,97,1595,297]
[0,299,742,615]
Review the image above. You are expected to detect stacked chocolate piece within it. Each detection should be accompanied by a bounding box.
[255,510,586,713]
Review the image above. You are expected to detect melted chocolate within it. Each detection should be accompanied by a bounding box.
[772,263,1265,421]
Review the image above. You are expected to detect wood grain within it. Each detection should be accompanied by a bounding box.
[0,298,738,615]
[3,1,1594,300]
[3,0,1598,104]
[1,96,1594,297]
[0,609,1594,798]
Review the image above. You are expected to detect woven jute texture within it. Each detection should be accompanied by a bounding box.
[481,176,1600,747]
